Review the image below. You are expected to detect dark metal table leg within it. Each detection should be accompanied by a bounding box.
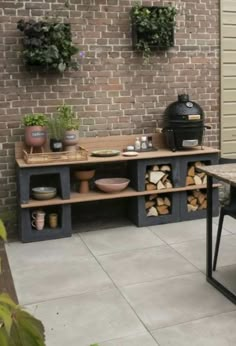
[206,175,236,304]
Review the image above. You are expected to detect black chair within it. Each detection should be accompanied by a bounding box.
[213,157,236,271]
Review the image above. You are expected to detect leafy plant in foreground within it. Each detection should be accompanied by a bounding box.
[0,220,46,346]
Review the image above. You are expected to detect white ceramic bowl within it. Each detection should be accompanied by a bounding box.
[32,187,57,200]
[95,178,130,193]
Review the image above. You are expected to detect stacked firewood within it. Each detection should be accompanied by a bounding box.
[186,161,207,186]
[145,164,173,191]
[187,189,207,212]
[145,194,171,217]
[145,164,173,217]
[186,162,207,212]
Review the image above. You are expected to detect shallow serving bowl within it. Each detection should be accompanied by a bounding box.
[32,187,57,200]
[95,178,130,193]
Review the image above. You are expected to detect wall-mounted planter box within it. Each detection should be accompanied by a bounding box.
[131,6,176,53]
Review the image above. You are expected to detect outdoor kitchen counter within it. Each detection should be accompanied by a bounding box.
[15,136,220,242]
[16,146,219,168]
[198,163,236,304]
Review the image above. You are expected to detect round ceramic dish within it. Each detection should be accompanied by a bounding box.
[91,149,120,157]
[122,151,138,157]
[95,178,130,193]
[32,187,57,200]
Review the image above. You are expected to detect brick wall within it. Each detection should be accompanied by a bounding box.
[0,0,220,229]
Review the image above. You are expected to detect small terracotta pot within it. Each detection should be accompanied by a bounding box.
[63,130,79,147]
[24,126,47,148]
[74,169,95,193]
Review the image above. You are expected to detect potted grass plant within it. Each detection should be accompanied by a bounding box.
[47,116,65,152]
[57,104,80,151]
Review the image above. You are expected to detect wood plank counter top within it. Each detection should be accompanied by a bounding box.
[16,146,220,168]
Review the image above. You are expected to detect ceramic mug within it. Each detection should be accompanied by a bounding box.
[31,210,45,231]
[32,210,45,220]
[49,213,58,229]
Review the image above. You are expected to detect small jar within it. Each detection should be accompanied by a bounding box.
[141,136,148,150]
[147,136,153,148]
[134,137,141,151]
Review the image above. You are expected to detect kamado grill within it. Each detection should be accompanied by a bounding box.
[162,94,210,152]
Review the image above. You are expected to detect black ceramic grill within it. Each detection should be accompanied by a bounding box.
[162,94,207,152]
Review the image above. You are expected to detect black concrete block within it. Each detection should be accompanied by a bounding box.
[19,204,72,242]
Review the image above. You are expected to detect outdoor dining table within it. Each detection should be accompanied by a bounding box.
[198,163,236,304]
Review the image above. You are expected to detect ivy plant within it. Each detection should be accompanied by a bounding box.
[131,3,177,61]
[17,19,79,72]
[0,220,46,345]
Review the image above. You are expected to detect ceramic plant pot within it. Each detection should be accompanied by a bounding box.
[74,169,95,193]
[24,126,47,148]
[63,130,79,151]
[50,138,63,152]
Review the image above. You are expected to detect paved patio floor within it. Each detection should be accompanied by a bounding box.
[6,217,236,346]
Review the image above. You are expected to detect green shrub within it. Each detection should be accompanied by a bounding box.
[17,19,79,72]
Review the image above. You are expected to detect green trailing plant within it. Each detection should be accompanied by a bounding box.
[22,113,48,127]
[0,220,46,345]
[57,104,79,131]
[131,2,177,61]
[17,19,79,72]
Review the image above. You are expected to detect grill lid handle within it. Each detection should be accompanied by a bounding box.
[178,94,190,102]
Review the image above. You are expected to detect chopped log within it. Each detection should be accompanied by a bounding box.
[193,175,202,185]
[193,190,201,198]
[197,172,205,180]
[149,171,165,184]
[160,165,171,172]
[186,176,195,185]
[202,175,207,185]
[146,183,156,191]
[149,194,158,200]
[199,199,207,210]
[187,204,198,212]
[165,180,173,188]
[188,166,195,177]
[164,196,171,206]
[162,174,169,183]
[152,165,159,171]
[190,197,198,206]
[145,173,149,179]
[157,205,169,214]
[197,192,206,205]
[187,195,195,203]
[145,200,155,209]
[147,206,158,216]
[194,161,205,168]
[156,197,164,206]
[157,180,166,190]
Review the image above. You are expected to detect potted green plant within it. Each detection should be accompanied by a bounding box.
[131,3,177,61]
[47,116,65,152]
[17,19,79,72]
[57,104,80,151]
[0,219,46,345]
[22,113,48,152]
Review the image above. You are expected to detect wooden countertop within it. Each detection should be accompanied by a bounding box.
[16,146,220,168]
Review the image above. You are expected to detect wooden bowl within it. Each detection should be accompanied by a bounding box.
[95,178,130,193]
